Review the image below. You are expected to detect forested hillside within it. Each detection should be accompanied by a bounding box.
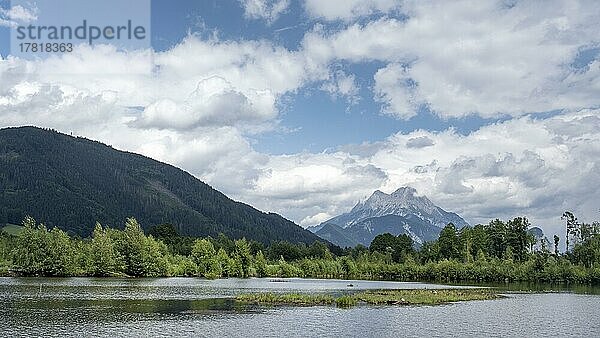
[0,126,323,244]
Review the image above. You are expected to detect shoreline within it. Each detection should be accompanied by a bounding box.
[1,273,597,287]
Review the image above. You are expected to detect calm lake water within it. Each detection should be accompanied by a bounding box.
[1,277,599,337]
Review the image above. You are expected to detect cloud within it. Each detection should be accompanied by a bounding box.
[2,5,600,239]
[154,36,319,101]
[320,69,360,106]
[240,0,290,24]
[304,0,401,21]
[5,5,38,22]
[374,63,420,119]
[0,36,315,131]
[406,136,434,148]
[301,212,332,227]
[0,81,120,128]
[0,4,38,27]
[239,109,600,233]
[301,1,600,119]
[132,76,277,130]
[243,155,389,224]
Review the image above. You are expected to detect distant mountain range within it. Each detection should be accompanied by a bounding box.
[308,187,469,247]
[0,126,324,245]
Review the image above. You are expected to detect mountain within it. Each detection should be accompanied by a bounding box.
[312,187,468,247]
[313,223,360,248]
[0,126,324,245]
[528,226,549,251]
[527,226,544,239]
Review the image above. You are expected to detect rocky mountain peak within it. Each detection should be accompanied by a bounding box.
[313,186,469,247]
[391,186,417,196]
[355,186,435,215]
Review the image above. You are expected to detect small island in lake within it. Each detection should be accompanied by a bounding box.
[235,289,502,308]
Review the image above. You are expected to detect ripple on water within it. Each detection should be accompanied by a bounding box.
[1,277,599,337]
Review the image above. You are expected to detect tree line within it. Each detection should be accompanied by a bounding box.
[1,213,599,284]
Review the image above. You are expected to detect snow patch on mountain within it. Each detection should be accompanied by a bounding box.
[322,187,468,230]
[312,187,469,247]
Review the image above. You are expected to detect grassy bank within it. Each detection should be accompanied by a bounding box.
[236,288,501,308]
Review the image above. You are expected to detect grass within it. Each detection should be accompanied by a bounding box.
[352,289,500,305]
[1,224,23,236]
[335,295,358,307]
[236,293,335,306]
[236,289,501,308]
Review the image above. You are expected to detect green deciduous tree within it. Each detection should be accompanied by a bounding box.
[255,250,267,277]
[438,224,460,260]
[506,217,533,262]
[0,231,12,273]
[11,217,75,276]
[234,238,252,278]
[46,226,76,276]
[487,219,507,259]
[191,238,216,276]
[214,248,229,278]
[340,256,358,278]
[562,211,578,252]
[118,218,167,277]
[573,233,600,268]
[307,241,330,259]
[419,241,439,263]
[91,223,122,276]
[370,233,414,263]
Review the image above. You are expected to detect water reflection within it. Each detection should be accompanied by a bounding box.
[449,281,600,295]
[1,277,599,337]
[0,277,470,301]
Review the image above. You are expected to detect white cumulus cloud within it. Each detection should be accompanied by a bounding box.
[2,2,600,239]
[374,63,420,119]
[321,69,360,106]
[240,0,290,24]
[301,1,600,119]
[0,4,38,27]
[304,0,401,21]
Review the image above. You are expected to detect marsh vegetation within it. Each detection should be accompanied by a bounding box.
[235,289,501,308]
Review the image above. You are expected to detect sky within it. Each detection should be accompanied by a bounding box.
[1,0,600,238]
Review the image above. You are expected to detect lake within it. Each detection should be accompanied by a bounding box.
[1,277,599,337]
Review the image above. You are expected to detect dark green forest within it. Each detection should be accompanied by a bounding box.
[0,126,321,244]
[2,127,599,284]
[2,214,599,284]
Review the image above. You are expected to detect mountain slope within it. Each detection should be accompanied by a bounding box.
[343,214,444,247]
[0,126,323,244]
[313,187,468,247]
[315,223,360,248]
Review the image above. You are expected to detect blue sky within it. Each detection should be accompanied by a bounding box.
[1,0,503,155]
[150,0,505,155]
[1,0,599,236]
[151,0,311,51]
[149,0,504,154]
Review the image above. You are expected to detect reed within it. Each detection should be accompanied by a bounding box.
[235,293,335,306]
